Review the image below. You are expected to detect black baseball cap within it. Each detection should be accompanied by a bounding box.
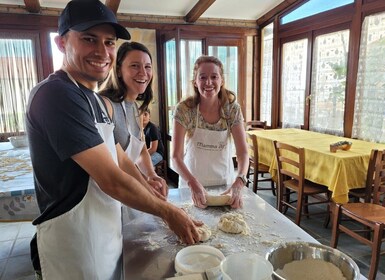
[58,0,131,40]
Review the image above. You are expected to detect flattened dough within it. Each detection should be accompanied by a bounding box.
[205,194,231,206]
[197,224,211,242]
[218,213,248,234]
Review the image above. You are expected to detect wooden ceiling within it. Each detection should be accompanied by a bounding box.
[15,0,299,27]
[23,0,40,13]
[22,0,219,23]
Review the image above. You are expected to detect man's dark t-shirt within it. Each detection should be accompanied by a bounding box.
[26,70,109,269]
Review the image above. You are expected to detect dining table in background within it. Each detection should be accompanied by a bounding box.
[0,142,38,221]
[247,128,385,204]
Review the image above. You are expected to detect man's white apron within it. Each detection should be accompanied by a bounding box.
[36,78,123,280]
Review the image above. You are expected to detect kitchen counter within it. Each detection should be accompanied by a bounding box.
[122,186,323,279]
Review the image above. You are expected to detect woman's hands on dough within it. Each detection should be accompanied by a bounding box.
[188,178,208,208]
[147,174,168,199]
[222,180,243,209]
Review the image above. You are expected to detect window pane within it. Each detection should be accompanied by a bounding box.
[282,0,354,24]
[209,45,239,157]
[209,46,238,95]
[0,37,38,134]
[353,11,385,143]
[165,39,177,135]
[180,40,202,99]
[310,30,349,135]
[260,23,274,126]
[281,38,308,128]
[50,33,63,71]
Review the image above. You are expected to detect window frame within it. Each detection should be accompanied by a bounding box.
[0,30,44,138]
[258,0,385,141]
[278,23,352,130]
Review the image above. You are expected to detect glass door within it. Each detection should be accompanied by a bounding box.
[159,30,244,180]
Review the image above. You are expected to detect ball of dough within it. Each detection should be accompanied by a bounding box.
[205,194,231,206]
[197,224,211,242]
[218,213,248,234]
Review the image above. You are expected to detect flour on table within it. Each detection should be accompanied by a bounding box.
[217,213,249,234]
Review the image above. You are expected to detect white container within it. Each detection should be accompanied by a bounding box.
[220,252,273,280]
[175,245,225,280]
[8,135,28,148]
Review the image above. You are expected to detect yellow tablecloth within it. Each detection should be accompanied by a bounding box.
[247,128,385,204]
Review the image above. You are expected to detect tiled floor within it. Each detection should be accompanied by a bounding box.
[1,181,384,280]
[0,222,35,280]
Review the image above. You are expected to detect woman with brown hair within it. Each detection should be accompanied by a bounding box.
[100,41,167,198]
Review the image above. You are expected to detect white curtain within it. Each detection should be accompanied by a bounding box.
[0,37,38,134]
[281,38,308,128]
[309,30,349,136]
[180,40,202,99]
[352,11,385,143]
[260,23,274,126]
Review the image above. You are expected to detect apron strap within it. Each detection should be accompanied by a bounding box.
[94,93,112,124]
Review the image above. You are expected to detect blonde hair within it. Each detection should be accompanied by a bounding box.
[184,55,236,119]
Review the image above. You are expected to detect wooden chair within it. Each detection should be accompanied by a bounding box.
[246,133,275,195]
[154,159,167,181]
[245,120,266,131]
[349,149,381,202]
[331,149,385,280]
[273,140,331,227]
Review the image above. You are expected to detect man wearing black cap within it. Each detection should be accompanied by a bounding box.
[26,1,201,279]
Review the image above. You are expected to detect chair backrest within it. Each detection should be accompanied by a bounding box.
[246,133,258,166]
[372,149,385,205]
[362,149,378,202]
[273,140,305,186]
[245,120,266,131]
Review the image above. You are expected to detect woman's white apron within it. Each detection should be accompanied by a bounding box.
[36,76,123,280]
[121,102,145,163]
[179,105,235,188]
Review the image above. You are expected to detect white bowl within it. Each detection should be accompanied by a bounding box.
[175,245,225,279]
[8,135,28,148]
[221,252,273,280]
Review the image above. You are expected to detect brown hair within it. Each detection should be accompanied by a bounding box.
[99,41,153,114]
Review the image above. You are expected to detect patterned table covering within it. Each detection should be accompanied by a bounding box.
[0,142,38,221]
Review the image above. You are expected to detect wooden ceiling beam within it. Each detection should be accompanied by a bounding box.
[184,0,216,23]
[105,0,121,15]
[257,0,300,26]
[24,0,41,13]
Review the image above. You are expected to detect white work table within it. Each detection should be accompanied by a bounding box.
[122,186,366,279]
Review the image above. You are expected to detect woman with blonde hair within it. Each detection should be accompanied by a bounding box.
[172,55,249,209]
